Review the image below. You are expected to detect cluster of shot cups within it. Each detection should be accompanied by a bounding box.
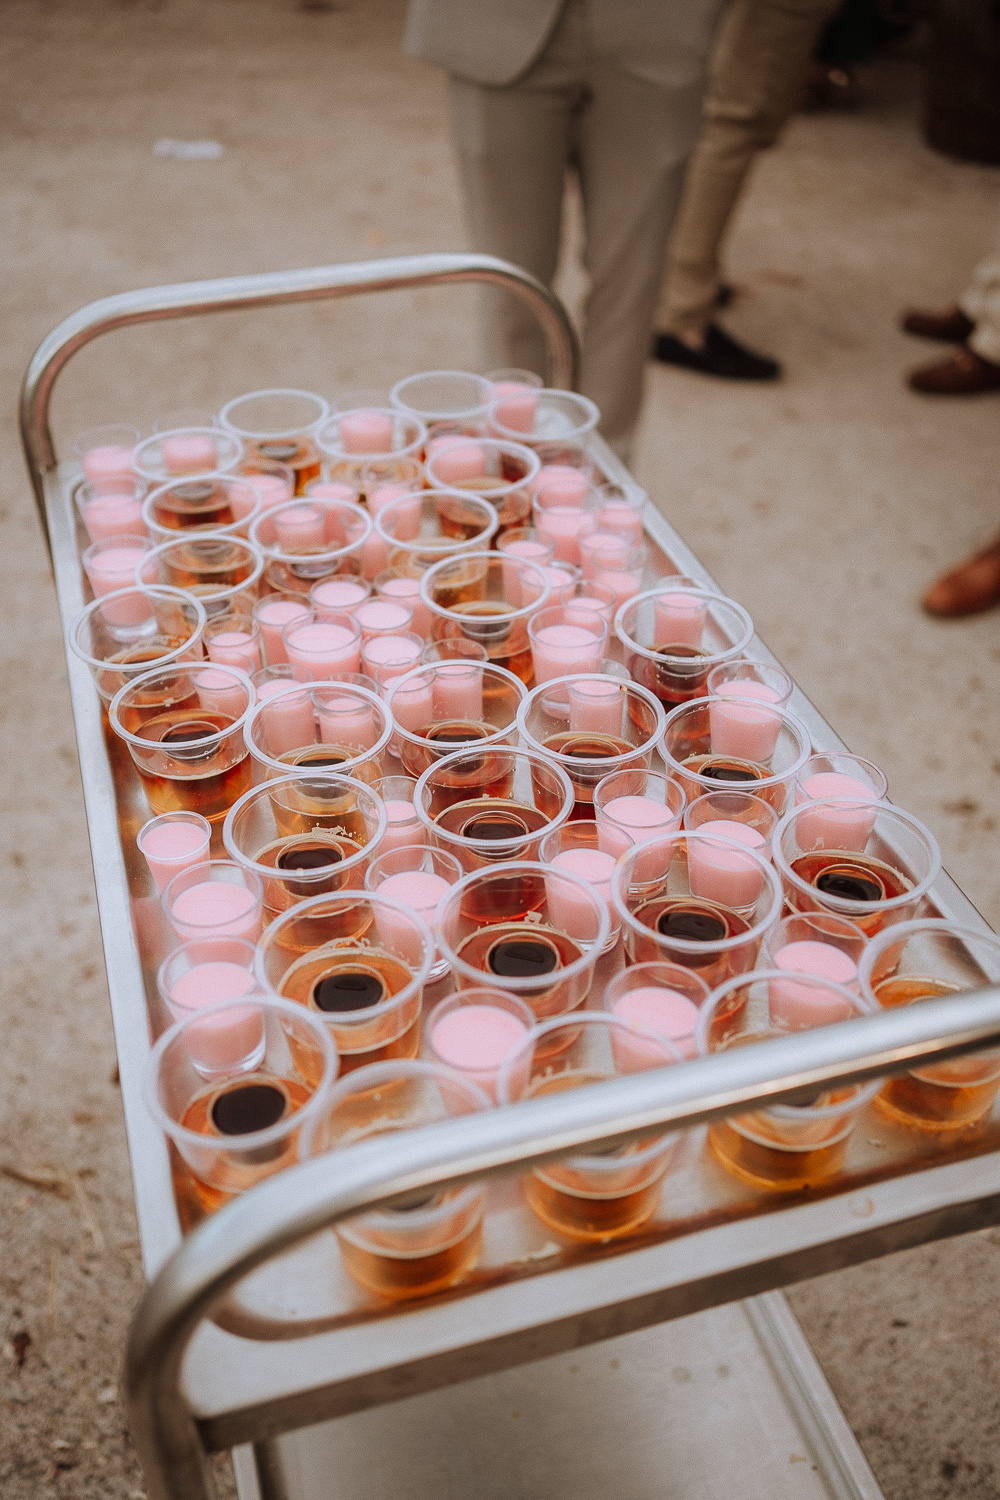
[70,374,990,1299]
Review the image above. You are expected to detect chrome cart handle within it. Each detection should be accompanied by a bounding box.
[125,987,1000,1500]
[19,251,580,550]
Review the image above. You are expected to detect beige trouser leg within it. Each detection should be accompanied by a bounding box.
[959,255,1000,366]
[657,0,838,335]
[447,0,717,460]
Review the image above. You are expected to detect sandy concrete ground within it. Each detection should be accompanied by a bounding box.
[0,2,998,1497]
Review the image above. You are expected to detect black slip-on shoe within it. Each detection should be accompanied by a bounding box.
[652,323,782,381]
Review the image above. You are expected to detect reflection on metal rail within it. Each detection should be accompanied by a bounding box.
[125,986,1000,1500]
[18,251,581,552]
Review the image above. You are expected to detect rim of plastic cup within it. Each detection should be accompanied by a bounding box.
[706,658,794,703]
[856,917,1000,1009]
[253,887,436,1015]
[68,585,207,673]
[364,842,464,893]
[385,659,528,754]
[413,746,575,855]
[219,388,331,440]
[373,489,500,555]
[222,771,389,885]
[487,387,601,444]
[314,408,428,462]
[72,422,141,460]
[161,860,264,935]
[610,829,784,957]
[144,993,339,1154]
[108,659,257,752]
[436,859,612,993]
[694,970,879,1118]
[517,672,667,766]
[132,430,244,482]
[424,436,541,497]
[794,752,889,803]
[593,767,688,825]
[156,935,258,1012]
[249,498,372,567]
[141,472,264,543]
[141,532,266,602]
[660,695,812,794]
[419,550,552,627]
[244,679,394,777]
[613,585,754,665]
[424,988,535,1069]
[772,799,943,917]
[389,370,493,422]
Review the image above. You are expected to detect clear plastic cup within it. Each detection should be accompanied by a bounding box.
[695,972,877,1191]
[365,843,464,983]
[361,630,425,690]
[82,534,156,618]
[615,585,754,710]
[516,674,666,815]
[162,859,264,944]
[219,388,330,494]
[531,450,595,505]
[421,636,489,665]
[611,829,783,989]
[531,485,598,566]
[316,407,426,469]
[385,660,527,781]
[368,775,425,854]
[390,370,493,433]
[773,800,942,938]
[245,679,392,785]
[299,1060,489,1299]
[793,752,889,850]
[374,490,500,572]
[203,610,262,676]
[496,1012,679,1242]
[157,937,258,1025]
[593,768,687,863]
[132,429,243,483]
[141,473,264,542]
[152,409,219,434]
[68,586,206,700]
[373,568,429,636]
[424,437,540,537]
[413,745,574,872]
[858,918,1000,1130]
[222,771,387,922]
[707,658,794,709]
[593,484,646,546]
[420,551,550,683]
[487,387,600,447]
[281,608,363,680]
[425,988,534,1101]
[553,577,618,622]
[250,496,370,594]
[75,477,148,544]
[683,789,779,861]
[354,595,416,640]
[527,604,609,684]
[436,860,609,1022]
[72,423,140,494]
[762,912,869,1001]
[252,592,312,665]
[109,660,256,821]
[538,819,621,950]
[142,532,265,615]
[254,889,435,1073]
[137,810,212,894]
[592,544,647,610]
[145,994,337,1225]
[660,696,812,815]
[601,961,711,1060]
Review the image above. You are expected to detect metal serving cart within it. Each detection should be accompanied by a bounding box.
[20,254,1000,1500]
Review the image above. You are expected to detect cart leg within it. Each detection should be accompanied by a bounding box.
[252,1440,293,1500]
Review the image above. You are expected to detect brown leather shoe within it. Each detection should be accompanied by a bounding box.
[900,305,975,342]
[923,535,1000,618]
[908,346,1000,394]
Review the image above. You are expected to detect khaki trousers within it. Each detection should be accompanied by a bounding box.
[960,256,1000,366]
[657,0,837,334]
[447,0,721,459]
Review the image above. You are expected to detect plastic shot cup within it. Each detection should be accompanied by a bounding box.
[141,473,264,542]
[361,630,424,691]
[255,890,434,1073]
[420,551,550,683]
[385,660,527,780]
[593,768,687,866]
[375,489,500,574]
[695,972,877,1192]
[245,679,392,786]
[773,800,942,938]
[485,369,544,435]
[413,745,574,873]
[251,593,312,666]
[316,406,426,473]
[793,752,889,850]
[132,427,243,483]
[219,388,330,495]
[615,585,754,710]
[602,962,711,1060]
[660,696,811,816]
[707,658,794,709]
[389,369,493,436]
[299,1060,489,1299]
[538,819,622,951]
[424,437,541,537]
[527,604,609,684]
[611,829,783,989]
[425,988,533,1101]
[75,477,148,544]
[762,912,869,1012]
[531,484,598,566]
[516,674,666,816]
[436,860,610,1023]
[145,994,337,1226]
[421,636,489,665]
[858,919,1000,1130]
[487,387,600,448]
[683,789,780,864]
[553,577,618,623]
[162,859,265,944]
[593,484,646,547]
[531,449,595,507]
[68,586,207,701]
[281,608,363,680]
[365,843,464,983]
[223,771,387,923]
[496,527,555,599]
[592,544,647,611]
[497,1012,679,1242]
[83,534,156,619]
[142,532,265,616]
[203,611,262,676]
[109,661,256,821]
[250,496,370,597]
[368,775,424,854]
[138,810,212,893]
[354,596,416,642]
[72,423,140,494]
[157,937,258,1026]
[373,569,429,636]
[310,575,373,619]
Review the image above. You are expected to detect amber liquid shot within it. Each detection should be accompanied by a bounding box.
[789,850,912,935]
[874,976,999,1128]
[339,1196,483,1300]
[277,947,421,1070]
[132,708,251,821]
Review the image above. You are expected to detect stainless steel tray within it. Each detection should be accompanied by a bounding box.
[21,255,1000,1500]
